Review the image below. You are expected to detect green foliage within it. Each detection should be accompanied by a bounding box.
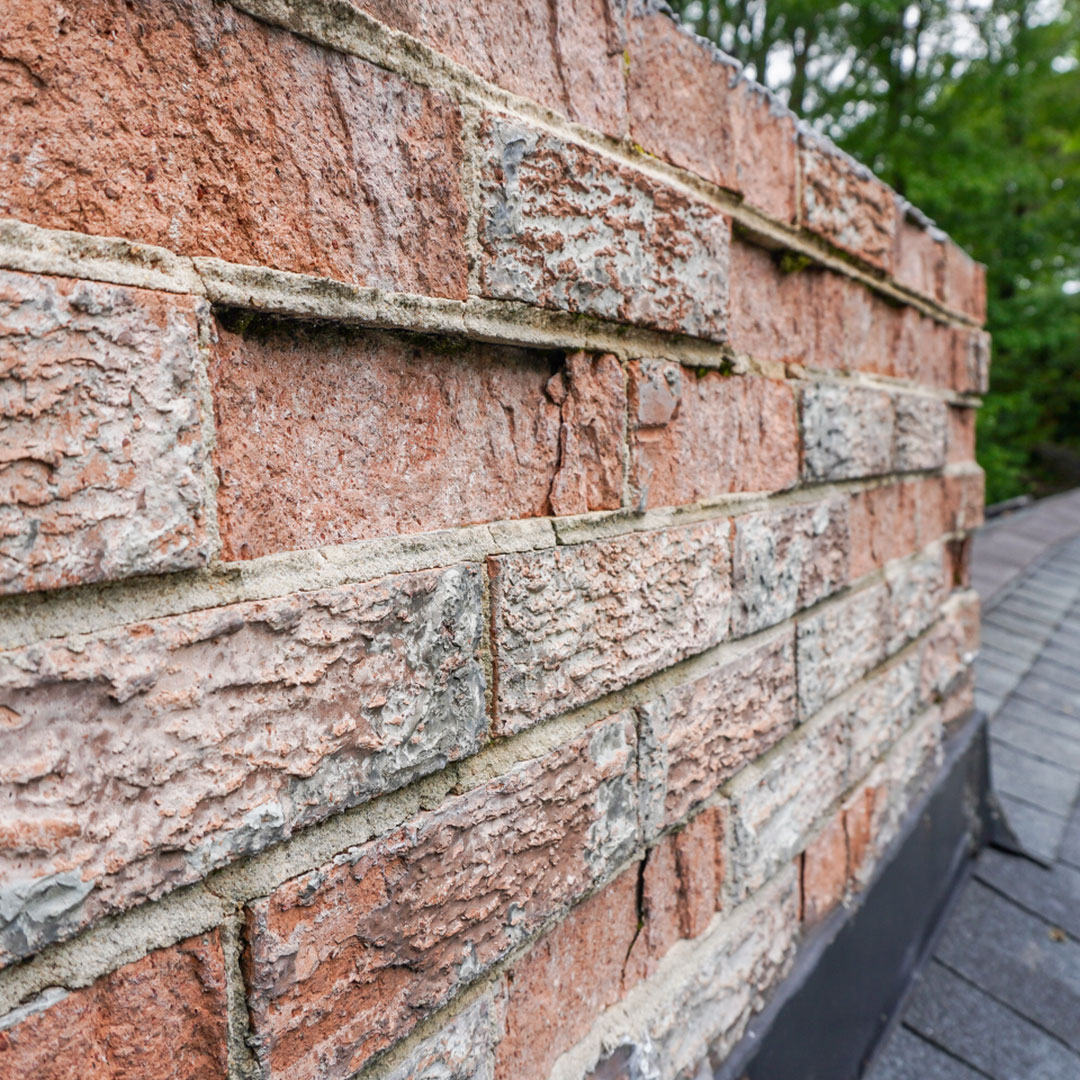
[671,0,1080,502]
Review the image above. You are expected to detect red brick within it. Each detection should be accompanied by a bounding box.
[947,406,978,464]
[0,566,484,964]
[628,363,799,509]
[810,268,891,375]
[640,629,797,829]
[547,352,628,517]
[477,115,731,340]
[490,520,732,734]
[627,12,738,190]
[0,932,226,1080]
[210,321,624,559]
[732,81,799,223]
[497,869,639,1080]
[953,328,992,394]
[943,469,985,532]
[943,241,987,323]
[849,483,919,579]
[893,213,946,301]
[0,0,468,297]
[0,271,209,595]
[889,307,956,388]
[244,711,638,1080]
[354,0,627,137]
[801,812,847,924]
[799,135,898,272]
[843,787,877,880]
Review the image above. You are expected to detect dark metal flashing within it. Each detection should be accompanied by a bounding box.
[712,709,992,1080]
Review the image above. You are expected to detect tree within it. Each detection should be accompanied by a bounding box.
[671,0,1080,503]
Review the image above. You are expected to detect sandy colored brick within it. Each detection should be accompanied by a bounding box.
[0,0,468,297]
[383,994,496,1080]
[627,10,739,190]
[477,115,730,340]
[353,0,627,137]
[245,711,638,1080]
[796,583,891,718]
[497,868,639,1080]
[639,629,797,832]
[210,320,624,559]
[801,812,848,924]
[0,932,226,1080]
[565,868,800,1080]
[628,363,799,509]
[0,271,208,595]
[845,656,921,781]
[799,136,898,272]
[919,592,980,707]
[490,520,732,734]
[730,498,850,637]
[0,565,484,965]
[953,328,992,394]
[801,384,895,482]
[895,395,948,472]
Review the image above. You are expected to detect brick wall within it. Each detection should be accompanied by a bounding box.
[0,2,985,1078]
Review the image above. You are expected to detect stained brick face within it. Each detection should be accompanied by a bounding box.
[0,271,209,595]
[0,1,985,1076]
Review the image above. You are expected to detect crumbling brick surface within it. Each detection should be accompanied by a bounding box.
[0,1,985,1076]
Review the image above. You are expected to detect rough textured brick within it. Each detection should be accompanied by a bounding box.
[947,406,978,463]
[628,363,799,509]
[0,0,468,297]
[353,0,627,137]
[801,384,895,482]
[919,593,980,707]
[799,136,898,271]
[845,655,921,780]
[801,812,848,924]
[726,707,849,898]
[732,81,799,223]
[811,269,890,375]
[639,630,797,831]
[571,867,800,1080]
[895,395,948,472]
[944,468,986,531]
[626,10,738,190]
[245,711,638,1080]
[0,271,208,595]
[893,212,946,301]
[383,994,496,1080]
[730,498,850,636]
[797,543,948,718]
[477,115,731,340]
[943,242,988,323]
[0,932,226,1080]
[211,319,624,559]
[627,809,726,976]
[0,566,484,965]
[796,583,891,718]
[497,869,639,1080]
[547,353,628,516]
[490,521,732,734]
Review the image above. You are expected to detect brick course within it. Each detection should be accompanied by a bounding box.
[0,1,986,1076]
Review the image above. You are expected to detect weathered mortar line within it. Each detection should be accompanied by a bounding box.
[0,467,979,652]
[221,918,260,1080]
[0,566,968,1018]
[0,883,231,1017]
[193,303,224,562]
[0,219,981,408]
[225,0,981,331]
